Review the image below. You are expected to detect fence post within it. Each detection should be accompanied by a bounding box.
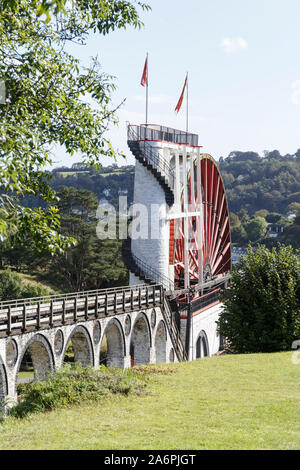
[95,294,99,318]
[7,306,11,335]
[123,290,126,312]
[114,292,117,314]
[131,289,134,310]
[153,286,156,306]
[22,305,26,332]
[104,294,108,316]
[74,297,77,322]
[49,300,54,328]
[85,295,89,320]
[36,302,41,330]
[62,299,66,325]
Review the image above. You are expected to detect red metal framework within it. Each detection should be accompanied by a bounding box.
[169,154,231,294]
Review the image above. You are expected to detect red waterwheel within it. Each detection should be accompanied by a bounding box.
[169,154,231,291]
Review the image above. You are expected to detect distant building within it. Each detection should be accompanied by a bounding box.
[267,223,284,238]
[232,246,247,264]
[285,213,296,220]
[71,162,88,170]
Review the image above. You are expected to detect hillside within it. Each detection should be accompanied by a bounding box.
[219,150,300,216]
[18,151,300,249]
[46,150,300,216]
[1,352,299,450]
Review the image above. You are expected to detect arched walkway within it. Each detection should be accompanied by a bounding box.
[100,319,125,368]
[17,334,54,387]
[131,313,151,366]
[154,320,167,364]
[64,326,94,367]
[196,331,209,358]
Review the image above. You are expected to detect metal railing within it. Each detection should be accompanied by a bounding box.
[173,273,231,296]
[162,294,188,361]
[190,288,221,314]
[132,251,174,292]
[132,124,199,147]
[128,125,175,189]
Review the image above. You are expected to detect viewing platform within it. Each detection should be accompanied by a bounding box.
[127,124,199,147]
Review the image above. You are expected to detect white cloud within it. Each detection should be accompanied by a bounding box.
[220,37,248,54]
[291,80,300,105]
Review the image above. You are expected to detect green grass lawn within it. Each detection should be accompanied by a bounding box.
[18,371,34,379]
[1,351,299,450]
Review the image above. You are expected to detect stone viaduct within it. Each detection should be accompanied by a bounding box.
[0,284,186,404]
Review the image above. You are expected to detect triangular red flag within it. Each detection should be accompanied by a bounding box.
[175,74,187,113]
[140,56,148,87]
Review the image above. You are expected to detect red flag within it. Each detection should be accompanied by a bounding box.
[140,56,148,87]
[175,74,187,113]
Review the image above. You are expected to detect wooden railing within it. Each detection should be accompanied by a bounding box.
[0,283,189,364]
[0,284,163,338]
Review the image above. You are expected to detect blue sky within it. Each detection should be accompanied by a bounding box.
[54,0,300,168]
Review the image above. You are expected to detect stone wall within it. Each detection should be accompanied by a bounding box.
[180,303,223,361]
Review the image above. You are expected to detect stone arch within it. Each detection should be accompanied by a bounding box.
[131,312,151,366]
[0,355,8,403]
[154,320,167,364]
[63,325,94,367]
[100,318,125,368]
[16,334,54,387]
[196,330,209,358]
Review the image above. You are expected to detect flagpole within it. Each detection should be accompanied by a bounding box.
[146,52,148,126]
[186,71,188,134]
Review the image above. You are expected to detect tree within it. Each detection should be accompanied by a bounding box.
[283,211,300,248]
[265,150,282,160]
[237,209,250,224]
[218,245,300,353]
[231,224,248,245]
[46,186,127,291]
[254,209,269,219]
[0,0,150,252]
[287,202,300,215]
[229,212,240,228]
[266,212,281,223]
[245,216,267,242]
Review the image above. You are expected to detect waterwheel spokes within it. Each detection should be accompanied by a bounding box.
[169,153,231,290]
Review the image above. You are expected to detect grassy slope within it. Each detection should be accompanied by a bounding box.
[0,270,60,295]
[1,352,299,450]
[18,272,64,294]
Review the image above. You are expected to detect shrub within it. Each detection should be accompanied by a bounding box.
[0,270,23,300]
[11,363,147,418]
[218,245,300,353]
[0,270,51,301]
[20,283,51,299]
